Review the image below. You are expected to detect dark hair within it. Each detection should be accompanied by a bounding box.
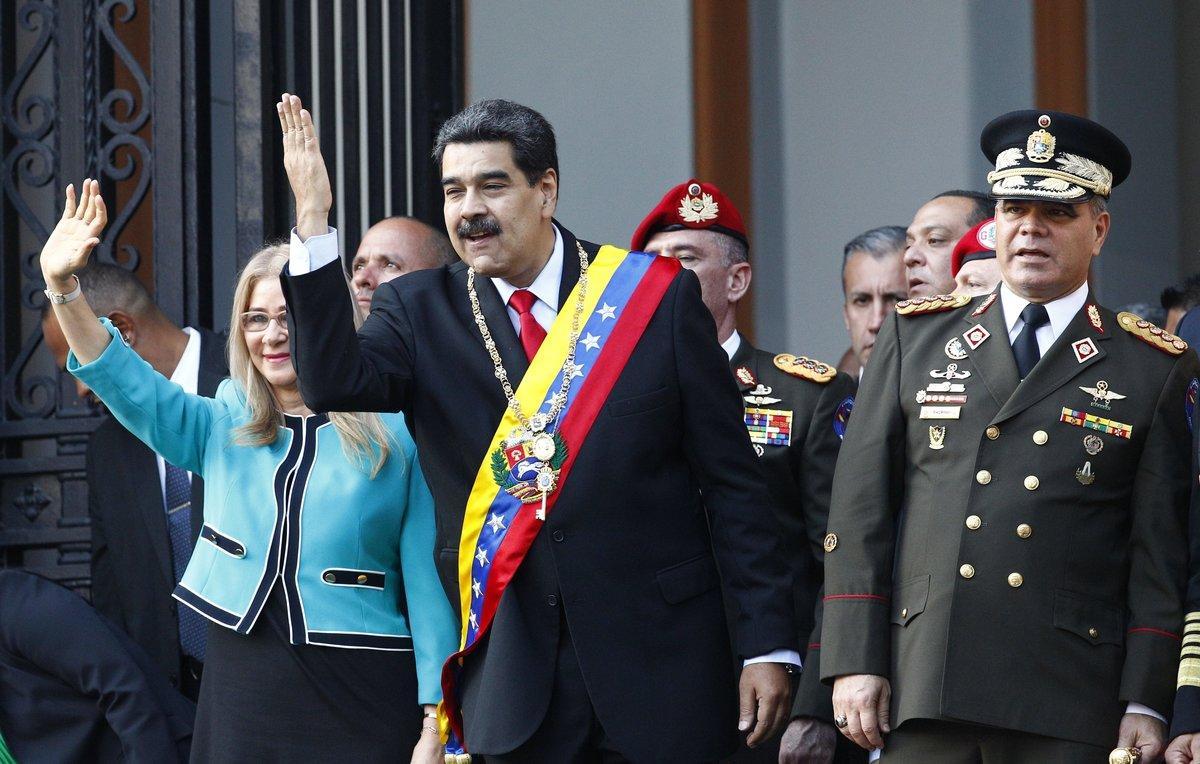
[68,262,155,318]
[932,189,992,227]
[1161,272,1200,312]
[432,99,559,186]
[842,225,906,269]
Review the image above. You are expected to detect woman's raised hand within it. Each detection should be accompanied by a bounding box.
[41,179,106,291]
[277,93,333,239]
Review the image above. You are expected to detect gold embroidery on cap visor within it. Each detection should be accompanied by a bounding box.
[986,151,1114,200]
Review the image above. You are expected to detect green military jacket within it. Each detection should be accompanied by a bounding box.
[819,287,1197,747]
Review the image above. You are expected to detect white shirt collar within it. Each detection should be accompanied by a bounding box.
[169,327,202,395]
[999,280,1090,342]
[490,224,563,313]
[721,330,742,360]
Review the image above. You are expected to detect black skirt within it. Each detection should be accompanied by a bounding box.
[190,586,422,762]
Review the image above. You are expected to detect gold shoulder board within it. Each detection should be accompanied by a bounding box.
[1117,312,1188,356]
[774,353,837,384]
[895,293,971,316]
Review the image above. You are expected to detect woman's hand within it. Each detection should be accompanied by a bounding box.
[276,93,332,240]
[41,179,106,291]
[409,726,442,764]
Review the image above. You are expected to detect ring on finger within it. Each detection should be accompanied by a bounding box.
[835,713,849,730]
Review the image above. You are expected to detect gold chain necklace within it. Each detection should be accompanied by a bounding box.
[468,242,590,519]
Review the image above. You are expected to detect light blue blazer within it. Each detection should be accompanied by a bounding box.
[69,320,457,703]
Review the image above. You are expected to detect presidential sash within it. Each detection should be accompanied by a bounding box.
[439,246,680,757]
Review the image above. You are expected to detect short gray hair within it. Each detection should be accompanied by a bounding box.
[433,99,558,186]
[842,225,906,269]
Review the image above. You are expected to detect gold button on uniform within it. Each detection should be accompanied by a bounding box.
[324,572,336,583]
[1088,627,1099,639]
[1033,430,1048,445]
[976,470,992,485]
[900,608,908,618]
[1007,572,1024,588]
[986,426,1000,440]
[959,564,975,579]
[965,515,982,530]
[1024,475,1040,490]
[823,533,838,553]
[1017,523,1032,539]
[357,574,368,584]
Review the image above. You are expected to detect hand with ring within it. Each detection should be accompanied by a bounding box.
[831,673,891,751]
[835,714,849,730]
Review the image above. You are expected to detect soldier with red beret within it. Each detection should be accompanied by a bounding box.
[951,218,1001,297]
[634,181,861,764]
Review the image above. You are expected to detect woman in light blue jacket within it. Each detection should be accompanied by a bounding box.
[41,180,456,763]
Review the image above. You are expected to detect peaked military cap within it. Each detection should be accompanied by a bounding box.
[981,110,1131,202]
[631,178,748,253]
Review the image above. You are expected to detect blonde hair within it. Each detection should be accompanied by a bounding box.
[228,244,395,477]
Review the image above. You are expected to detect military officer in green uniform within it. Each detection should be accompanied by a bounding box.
[633,180,858,762]
[820,110,1198,763]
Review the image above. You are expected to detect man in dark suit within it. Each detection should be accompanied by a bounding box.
[275,94,795,761]
[633,179,860,763]
[0,570,193,762]
[41,263,227,700]
[822,111,1194,762]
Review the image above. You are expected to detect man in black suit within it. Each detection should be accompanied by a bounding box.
[0,570,193,762]
[41,263,227,700]
[276,94,796,761]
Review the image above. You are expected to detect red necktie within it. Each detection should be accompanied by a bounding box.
[508,289,546,361]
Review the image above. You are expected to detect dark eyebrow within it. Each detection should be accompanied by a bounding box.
[441,169,513,187]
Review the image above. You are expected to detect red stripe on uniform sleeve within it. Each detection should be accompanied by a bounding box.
[1127,627,1181,641]
[823,593,889,604]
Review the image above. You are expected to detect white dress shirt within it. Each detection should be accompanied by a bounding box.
[157,327,201,496]
[721,331,742,360]
[999,280,1163,723]
[289,227,800,670]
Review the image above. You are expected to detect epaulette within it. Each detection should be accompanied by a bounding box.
[774,354,837,384]
[895,293,971,316]
[1117,312,1188,356]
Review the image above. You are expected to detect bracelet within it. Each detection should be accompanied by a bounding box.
[423,711,438,719]
[43,275,81,305]
[421,724,439,735]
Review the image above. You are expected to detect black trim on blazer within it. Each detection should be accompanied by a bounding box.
[199,524,246,558]
[321,568,386,589]
[307,631,414,651]
[173,585,240,627]
[280,414,326,643]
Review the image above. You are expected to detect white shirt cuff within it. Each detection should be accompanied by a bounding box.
[288,226,340,274]
[1125,702,1166,723]
[743,649,802,669]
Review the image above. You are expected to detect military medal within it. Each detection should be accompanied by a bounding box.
[928,425,946,450]
[930,362,971,380]
[470,242,591,521]
[1071,337,1099,363]
[1083,434,1103,455]
[962,325,990,350]
[1060,407,1132,439]
[944,337,968,360]
[743,384,781,406]
[1076,461,1095,485]
[916,391,966,405]
[1078,380,1125,410]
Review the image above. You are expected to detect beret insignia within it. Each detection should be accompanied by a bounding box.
[774,353,836,384]
[895,293,971,316]
[1117,311,1188,356]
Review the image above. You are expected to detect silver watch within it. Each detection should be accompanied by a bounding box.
[44,275,81,304]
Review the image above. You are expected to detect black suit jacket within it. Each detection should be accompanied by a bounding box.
[281,224,794,760]
[88,328,227,689]
[0,571,193,763]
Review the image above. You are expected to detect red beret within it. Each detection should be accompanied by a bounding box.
[950,218,997,278]
[630,179,748,253]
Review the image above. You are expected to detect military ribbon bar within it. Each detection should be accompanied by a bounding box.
[439,247,680,757]
[1059,407,1132,439]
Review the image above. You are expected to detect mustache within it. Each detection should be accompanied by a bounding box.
[457,218,501,239]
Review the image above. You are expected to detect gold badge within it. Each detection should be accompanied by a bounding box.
[928,425,946,450]
[1087,304,1104,333]
[823,532,838,553]
[678,185,719,223]
[971,293,998,317]
[1026,128,1056,163]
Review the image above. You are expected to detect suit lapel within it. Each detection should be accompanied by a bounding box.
[962,289,1019,408]
[456,264,530,381]
[992,294,1109,424]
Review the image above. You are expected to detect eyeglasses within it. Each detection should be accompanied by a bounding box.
[239,310,288,333]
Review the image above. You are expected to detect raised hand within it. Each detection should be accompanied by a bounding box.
[41,179,106,292]
[276,92,332,239]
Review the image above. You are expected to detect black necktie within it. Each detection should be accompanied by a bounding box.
[1012,303,1051,379]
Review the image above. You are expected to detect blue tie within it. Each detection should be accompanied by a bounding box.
[165,462,206,660]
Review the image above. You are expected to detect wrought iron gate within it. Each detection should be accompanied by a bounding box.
[0,0,461,592]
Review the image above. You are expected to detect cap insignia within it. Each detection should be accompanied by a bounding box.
[773,353,836,384]
[1117,311,1188,356]
[679,189,719,224]
[976,220,997,249]
[1038,114,1051,128]
[895,293,971,316]
[1026,128,1056,163]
